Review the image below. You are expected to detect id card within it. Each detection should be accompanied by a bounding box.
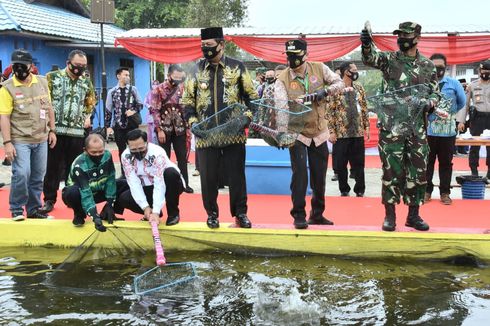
[40,109,46,120]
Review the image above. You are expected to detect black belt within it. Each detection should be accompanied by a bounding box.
[476,111,490,115]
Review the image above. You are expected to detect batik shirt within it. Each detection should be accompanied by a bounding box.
[105,84,143,129]
[326,83,370,138]
[47,69,96,137]
[150,80,187,136]
[427,76,466,137]
[66,150,116,219]
[182,56,259,148]
[121,143,183,215]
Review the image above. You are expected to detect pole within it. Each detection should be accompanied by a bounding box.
[100,23,107,127]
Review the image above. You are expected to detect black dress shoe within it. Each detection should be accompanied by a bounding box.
[331,174,338,181]
[39,200,55,214]
[355,192,364,197]
[184,186,194,193]
[307,216,334,225]
[2,159,11,166]
[166,215,180,226]
[235,214,252,228]
[340,192,349,197]
[293,218,309,229]
[207,215,219,229]
[0,182,5,188]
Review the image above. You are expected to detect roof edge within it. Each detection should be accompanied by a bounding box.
[0,1,21,31]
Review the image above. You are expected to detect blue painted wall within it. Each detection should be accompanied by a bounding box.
[0,35,151,127]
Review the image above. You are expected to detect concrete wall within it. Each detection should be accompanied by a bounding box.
[0,35,151,127]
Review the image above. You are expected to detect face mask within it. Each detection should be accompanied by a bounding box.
[202,45,220,60]
[131,150,147,161]
[265,77,276,84]
[436,66,446,79]
[480,72,490,81]
[68,63,86,77]
[89,154,103,165]
[13,63,30,81]
[397,37,417,52]
[169,78,182,86]
[348,71,359,81]
[287,54,305,69]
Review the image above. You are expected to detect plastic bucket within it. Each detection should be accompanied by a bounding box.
[459,175,486,199]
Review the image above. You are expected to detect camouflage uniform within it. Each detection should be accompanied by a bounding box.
[362,22,439,206]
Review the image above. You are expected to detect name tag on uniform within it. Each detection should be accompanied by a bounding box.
[40,109,46,119]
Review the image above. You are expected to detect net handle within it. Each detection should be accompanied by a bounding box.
[151,221,166,266]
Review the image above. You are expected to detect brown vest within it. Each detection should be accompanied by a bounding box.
[2,76,51,143]
[277,62,328,138]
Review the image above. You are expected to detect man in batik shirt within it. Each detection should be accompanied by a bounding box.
[326,61,370,198]
[183,27,258,229]
[62,134,117,232]
[106,67,143,176]
[151,64,193,193]
[41,49,96,214]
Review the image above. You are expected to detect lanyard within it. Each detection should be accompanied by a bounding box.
[296,71,309,93]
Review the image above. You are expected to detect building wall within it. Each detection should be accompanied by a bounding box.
[0,35,151,127]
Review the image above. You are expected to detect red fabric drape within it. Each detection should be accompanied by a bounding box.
[225,35,361,63]
[372,35,490,65]
[115,37,203,64]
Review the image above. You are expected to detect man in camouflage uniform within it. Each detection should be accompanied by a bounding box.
[183,27,258,229]
[361,22,439,231]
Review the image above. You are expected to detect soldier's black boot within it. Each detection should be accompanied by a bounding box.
[405,205,430,231]
[382,204,396,232]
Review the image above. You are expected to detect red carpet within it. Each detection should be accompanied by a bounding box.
[1,188,488,233]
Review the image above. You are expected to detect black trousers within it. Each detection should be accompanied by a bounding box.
[469,112,490,169]
[334,137,365,194]
[289,140,329,220]
[114,167,183,217]
[62,185,107,219]
[160,132,189,185]
[426,135,455,195]
[43,135,84,203]
[331,143,338,174]
[197,143,247,217]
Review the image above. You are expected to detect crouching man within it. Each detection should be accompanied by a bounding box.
[62,133,118,232]
[115,129,184,225]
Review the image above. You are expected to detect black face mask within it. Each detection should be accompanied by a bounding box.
[348,71,359,81]
[89,154,104,165]
[169,78,182,86]
[480,72,490,81]
[131,150,147,161]
[287,54,305,69]
[436,66,446,79]
[397,37,417,52]
[13,63,30,81]
[68,62,86,77]
[265,77,276,84]
[202,45,220,60]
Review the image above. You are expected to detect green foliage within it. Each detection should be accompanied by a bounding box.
[114,0,189,30]
[80,0,248,30]
[358,70,383,97]
[184,0,248,28]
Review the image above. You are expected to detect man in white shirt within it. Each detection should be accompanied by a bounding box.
[115,129,184,225]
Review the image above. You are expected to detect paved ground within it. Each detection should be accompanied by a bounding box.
[1,137,487,201]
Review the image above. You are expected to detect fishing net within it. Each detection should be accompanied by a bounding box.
[134,262,197,295]
[133,221,197,296]
[249,98,312,147]
[44,227,150,296]
[367,84,432,136]
[191,103,250,148]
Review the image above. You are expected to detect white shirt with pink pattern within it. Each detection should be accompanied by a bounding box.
[121,143,183,214]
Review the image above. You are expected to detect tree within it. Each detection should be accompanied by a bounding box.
[81,0,249,30]
[184,0,248,28]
